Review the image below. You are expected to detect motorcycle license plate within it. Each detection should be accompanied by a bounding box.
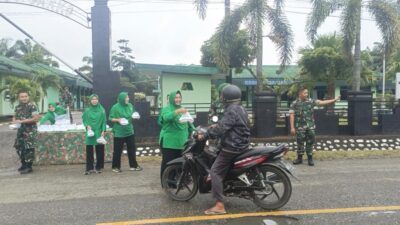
[279,160,295,173]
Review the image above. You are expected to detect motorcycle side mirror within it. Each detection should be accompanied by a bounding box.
[212,116,218,123]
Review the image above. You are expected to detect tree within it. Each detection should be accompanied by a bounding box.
[386,48,400,80]
[31,70,62,112]
[200,30,256,73]
[299,34,350,100]
[78,39,157,96]
[195,0,233,82]
[0,38,59,67]
[306,0,400,91]
[78,56,93,78]
[0,76,41,107]
[216,0,293,93]
[194,0,231,19]
[112,39,155,96]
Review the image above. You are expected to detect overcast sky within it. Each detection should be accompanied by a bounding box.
[0,0,382,73]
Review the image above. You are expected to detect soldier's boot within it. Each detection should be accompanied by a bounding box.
[307,155,314,166]
[293,155,303,165]
[17,161,26,172]
[20,162,33,174]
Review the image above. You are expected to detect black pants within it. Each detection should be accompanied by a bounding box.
[86,145,104,171]
[210,150,239,202]
[160,148,182,180]
[112,135,138,169]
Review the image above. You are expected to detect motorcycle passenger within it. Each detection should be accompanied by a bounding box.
[198,84,250,215]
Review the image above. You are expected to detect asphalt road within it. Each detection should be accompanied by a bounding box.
[1,157,400,225]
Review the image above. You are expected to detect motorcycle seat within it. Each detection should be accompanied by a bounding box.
[235,146,278,161]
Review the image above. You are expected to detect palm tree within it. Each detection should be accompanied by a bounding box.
[299,33,349,100]
[216,0,293,92]
[194,0,231,19]
[194,0,234,82]
[306,0,400,91]
[78,56,93,78]
[0,76,41,107]
[31,70,62,112]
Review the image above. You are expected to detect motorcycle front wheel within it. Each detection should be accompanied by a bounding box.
[252,165,292,210]
[162,164,198,201]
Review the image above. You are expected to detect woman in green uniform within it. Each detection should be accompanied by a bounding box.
[109,92,142,172]
[39,102,67,125]
[82,94,107,175]
[159,90,192,180]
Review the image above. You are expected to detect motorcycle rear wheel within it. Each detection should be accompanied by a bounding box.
[252,165,292,210]
[162,164,198,201]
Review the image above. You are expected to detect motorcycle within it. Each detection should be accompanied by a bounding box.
[161,125,297,210]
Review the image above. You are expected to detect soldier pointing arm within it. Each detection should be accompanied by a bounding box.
[289,87,340,166]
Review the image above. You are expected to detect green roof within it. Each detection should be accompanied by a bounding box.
[0,55,34,77]
[0,56,91,88]
[31,63,92,88]
[233,65,299,79]
[136,63,219,75]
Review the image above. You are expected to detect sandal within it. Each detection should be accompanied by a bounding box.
[204,209,227,215]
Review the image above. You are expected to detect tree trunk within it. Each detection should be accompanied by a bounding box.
[225,0,232,84]
[352,7,362,91]
[225,0,230,17]
[256,16,263,93]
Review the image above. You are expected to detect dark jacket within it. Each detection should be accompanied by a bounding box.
[206,103,250,153]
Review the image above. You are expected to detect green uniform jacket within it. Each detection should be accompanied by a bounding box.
[82,95,107,145]
[39,103,67,125]
[109,92,136,138]
[159,91,191,150]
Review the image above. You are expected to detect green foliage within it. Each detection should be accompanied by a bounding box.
[78,56,93,78]
[211,84,218,102]
[215,0,294,92]
[306,0,400,91]
[0,38,59,67]
[299,34,350,98]
[1,76,41,107]
[32,70,62,111]
[200,30,256,72]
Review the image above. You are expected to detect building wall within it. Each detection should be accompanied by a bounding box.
[161,73,211,112]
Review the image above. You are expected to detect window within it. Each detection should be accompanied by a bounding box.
[181,82,194,91]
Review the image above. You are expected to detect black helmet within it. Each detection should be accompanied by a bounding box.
[221,84,241,103]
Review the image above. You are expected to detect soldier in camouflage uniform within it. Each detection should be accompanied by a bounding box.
[289,87,340,166]
[60,86,74,123]
[12,90,40,174]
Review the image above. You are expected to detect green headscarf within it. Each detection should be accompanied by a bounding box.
[82,94,107,145]
[39,102,66,125]
[113,92,133,118]
[168,90,182,110]
[54,104,66,115]
[83,94,106,130]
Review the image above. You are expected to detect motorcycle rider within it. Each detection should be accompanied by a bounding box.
[198,84,250,215]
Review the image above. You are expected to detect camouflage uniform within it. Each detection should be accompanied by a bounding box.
[289,98,320,156]
[60,90,74,123]
[60,90,74,108]
[208,83,229,124]
[14,103,38,164]
[208,100,224,124]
